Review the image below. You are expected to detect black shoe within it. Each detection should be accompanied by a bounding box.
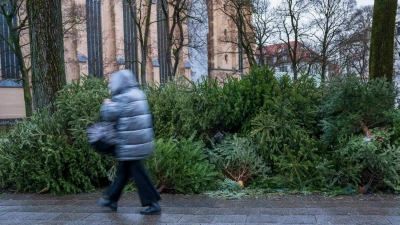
[98,198,117,211]
[140,202,161,215]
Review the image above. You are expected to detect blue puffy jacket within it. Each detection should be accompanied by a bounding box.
[100,69,154,160]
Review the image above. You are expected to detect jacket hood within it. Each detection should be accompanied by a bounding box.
[109,69,139,95]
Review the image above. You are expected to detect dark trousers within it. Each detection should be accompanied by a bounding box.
[106,160,161,207]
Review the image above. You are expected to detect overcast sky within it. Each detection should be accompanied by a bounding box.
[269,0,376,8]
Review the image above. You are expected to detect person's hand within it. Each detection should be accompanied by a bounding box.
[103,98,111,104]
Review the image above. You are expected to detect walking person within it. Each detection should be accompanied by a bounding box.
[98,69,161,215]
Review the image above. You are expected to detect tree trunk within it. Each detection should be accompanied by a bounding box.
[140,0,153,85]
[27,0,66,112]
[369,0,397,82]
[2,5,33,117]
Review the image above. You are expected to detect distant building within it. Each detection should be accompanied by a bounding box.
[256,41,337,80]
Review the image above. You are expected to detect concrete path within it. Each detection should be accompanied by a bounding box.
[1,192,400,224]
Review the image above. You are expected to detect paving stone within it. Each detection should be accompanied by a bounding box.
[270,201,308,208]
[214,200,245,208]
[357,207,394,215]
[63,222,101,225]
[24,212,62,220]
[111,206,143,213]
[258,208,292,215]
[305,201,340,208]
[130,214,184,223]
[390,207,400,215]
[332,200,371,208]
[82,212,120,222]
[0,200,15,206]
[211,215,247,223]
[224,208,260,215]
[239,200,275,208]
[162,206,199,214]
[387,215,400,224]
[0,211,33,220]
[100,222,135,225]
[1,193,400,224]
[290,208,325,215]
[177,214,215,223]
[315,215,354,224]
[0,205,51,212]
[47,205,102,213]
[350,215,391,225]
[0,219,55,225]
[110,213,147,223]
[51,212,92,221]
[246,215,291,223]
[366,201,400,208]
[322,207,359,215]
[195,207,255,215]
[201,223,247,225]
[278,215,316,224]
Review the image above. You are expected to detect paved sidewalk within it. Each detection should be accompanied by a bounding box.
[1,192,400,224]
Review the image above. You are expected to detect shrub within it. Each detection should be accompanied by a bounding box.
[146,65,282,141]
[0,77,115,195]
[206,134,270,185]
[146,77,222,140]
[270,133,330,190]
[319,75,398,144]
[145,134,222,194]
[325,128,400,192]
[247,73,326,190]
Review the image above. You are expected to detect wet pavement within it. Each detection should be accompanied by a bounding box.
[1,192,400,224]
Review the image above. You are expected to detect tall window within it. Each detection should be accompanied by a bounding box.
[123,0,139,80]
[0,6,19,82]
[86,0,103,77]
[238,35,243,73]
[157,0,169,83]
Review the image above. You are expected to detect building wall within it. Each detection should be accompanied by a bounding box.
[0,0,249,119]
[0,0,193,119]
[207,0,249,82]
[0,87,25,119]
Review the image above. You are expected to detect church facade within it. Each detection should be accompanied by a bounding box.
[0,0,248,119]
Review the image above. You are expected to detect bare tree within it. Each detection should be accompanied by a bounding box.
[27,0,66,112]
[252,0,278,67]
[160,0,203,79]
[336,5,373,80]
[125,0,153,85]
[216,0,256,68]
[187,0,208,81]
[62,1,86,36]
[277,0,312,81]
[309,0,356,81]
[0,0,32,117]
